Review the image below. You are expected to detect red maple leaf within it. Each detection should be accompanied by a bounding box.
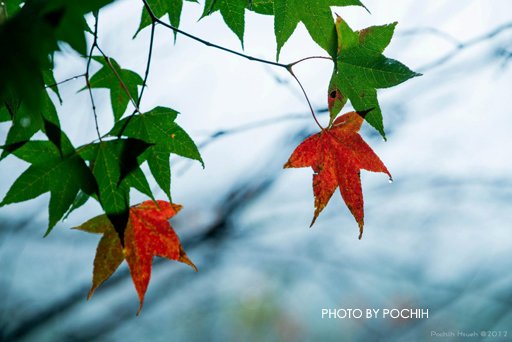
[284,110,391,239]
[75,200,197,314]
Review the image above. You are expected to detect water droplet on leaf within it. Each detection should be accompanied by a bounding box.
[20,117,31,127]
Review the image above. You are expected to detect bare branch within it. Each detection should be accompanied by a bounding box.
[417,22,512,72]
[45,74,86,89]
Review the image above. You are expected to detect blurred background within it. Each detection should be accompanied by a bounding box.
[1,0,512,340]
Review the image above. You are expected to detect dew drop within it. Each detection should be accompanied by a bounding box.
[388,178,393,184]
[20,117,31,127]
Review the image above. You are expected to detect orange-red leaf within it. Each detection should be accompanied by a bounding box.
[75,200,197,315]
[284,111,391,239]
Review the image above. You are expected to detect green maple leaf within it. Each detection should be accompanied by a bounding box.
[201,0,247,46]
[274,0,365,60]
[0,0,114,110]
[63,190,91,220]
[84,57,143,122]
[328,16,421,138]
[0,133,96,235]
[201,0,276,45]
[1,90,60,160]
[134,0,198,40]
[2,0,23,19]
[109,107,203,201]
[79,138,153,241]
[247,0,274,14]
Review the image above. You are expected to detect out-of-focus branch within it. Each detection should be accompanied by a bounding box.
[400,27,463,47]
[416,22,512,72]
[3,154,279,342]
[197,108,328,150]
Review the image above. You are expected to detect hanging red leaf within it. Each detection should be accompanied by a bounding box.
[284,110,391,239]
[75,200,197,315]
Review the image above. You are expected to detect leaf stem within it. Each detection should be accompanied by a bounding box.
[95,46,141,114]
[136,21,156,108]
[85,15,102,142]
[286,67,324,131]
[287,56,333,68]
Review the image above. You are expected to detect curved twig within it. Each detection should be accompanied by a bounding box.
[286,66,325,131]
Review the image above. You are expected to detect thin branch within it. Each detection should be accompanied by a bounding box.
[45,74,86,89]
[141,0,288,69]
[85,15,102,142]
[115,13,157,139]
[136,21,156,108]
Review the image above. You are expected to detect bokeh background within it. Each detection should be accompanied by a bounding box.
[1,0,512,340]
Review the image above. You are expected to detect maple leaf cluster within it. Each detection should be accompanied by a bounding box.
[0,0,420,314]
[285,16,419,238]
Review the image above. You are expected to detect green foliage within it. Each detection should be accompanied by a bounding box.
[198,0,365,60]
[0,0,113,110]
[110,106,203,201]
[84,57,143,122]
[0,130,95,235]
[1,90,60,160]
[79,139,153,239]
[247,0,274,15]
[198,0,284,45]
[201,0,247,46]
[2,0,24,21]
[0,0,418,244]
[328,17,420,138]
[64,190,91,220]
[274,0,364,60]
